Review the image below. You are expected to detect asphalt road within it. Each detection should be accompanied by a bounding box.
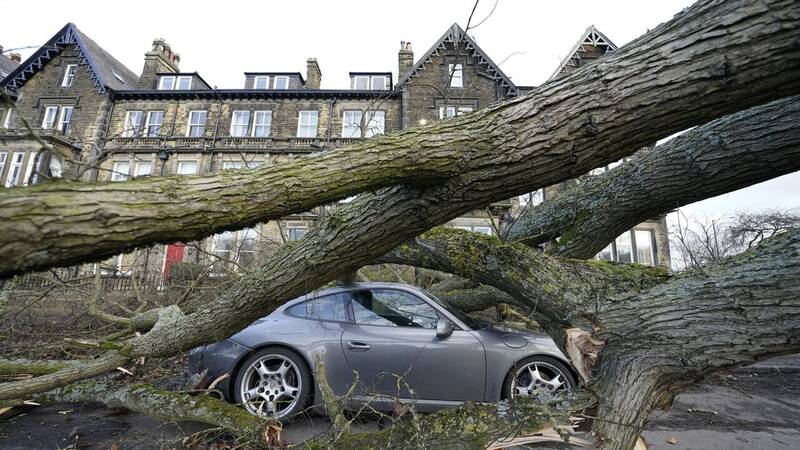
[1,355,798,449]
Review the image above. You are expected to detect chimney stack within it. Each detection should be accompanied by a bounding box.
[306,58,321,89]
[137,38,180,89]
[398,41,414,81]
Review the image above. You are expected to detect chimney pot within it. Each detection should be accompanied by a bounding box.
[137,37,180,89]
[9,53,21,63]
[398,41,414,80]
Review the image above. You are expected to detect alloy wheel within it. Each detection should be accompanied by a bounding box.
[511,360,570,399]
[239,354,303,418]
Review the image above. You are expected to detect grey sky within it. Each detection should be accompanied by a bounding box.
[2,0,797,219]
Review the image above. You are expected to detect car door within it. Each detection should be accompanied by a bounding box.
[340,288,485,403]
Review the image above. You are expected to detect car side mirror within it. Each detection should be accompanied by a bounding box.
[436,319,454,338]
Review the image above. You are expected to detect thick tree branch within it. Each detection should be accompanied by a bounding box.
[2,0,800,278]
[506,96,800,258]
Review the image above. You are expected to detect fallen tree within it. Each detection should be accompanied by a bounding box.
[1,0,799,278]
[505,96,800,258]
[1,0,800,449]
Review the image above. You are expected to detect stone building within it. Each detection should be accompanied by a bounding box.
[0,22,670,282]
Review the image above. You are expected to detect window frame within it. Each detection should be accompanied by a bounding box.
[186,110,207,137]
[370,75,387,90]
[341,110,363,138]
[253,75,270,89]
[110,161,130,182]
[134,160,153,178]
[144,111,164,137]
[122,110,143,137]
[296,110,319,138]
[62,64,77,87]
[158,76,176,90]
[230,110,250,137]
[176,76,192,90]
[2,108,11,128]
[364,110,385,137]
[42,106,59,129]
[252,110,272,137]
[57,106,74,134]
[176,160,199,175]
[353,76,370,90]
[5,152,25,187]
[0,152,6,182]
[273,76,289,89]
[448,63,464,88]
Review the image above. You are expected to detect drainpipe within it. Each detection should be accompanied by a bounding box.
[325,97,336,149]
[209,89,222,173]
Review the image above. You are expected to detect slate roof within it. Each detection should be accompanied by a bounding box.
[0,23,138,93]
[0,53,19,79]
[396,23,517,96]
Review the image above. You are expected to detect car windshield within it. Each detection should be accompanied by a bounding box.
[424,290,488,330]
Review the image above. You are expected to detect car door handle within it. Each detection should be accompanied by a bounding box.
[346,341,371,351]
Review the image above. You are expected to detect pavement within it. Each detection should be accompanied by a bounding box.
[1,355,798,449]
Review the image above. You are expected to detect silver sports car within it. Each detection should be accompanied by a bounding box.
[187,282,576,419]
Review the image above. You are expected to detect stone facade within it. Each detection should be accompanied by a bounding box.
[0,22,671,280]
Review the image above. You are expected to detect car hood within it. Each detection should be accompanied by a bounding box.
[479,323,563,352]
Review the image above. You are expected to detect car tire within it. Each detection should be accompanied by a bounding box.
[502,355,577,400]
[234,347,312,420]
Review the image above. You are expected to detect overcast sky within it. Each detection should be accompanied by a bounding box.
[2,0,797,221]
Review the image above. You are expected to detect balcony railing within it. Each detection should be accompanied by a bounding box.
[107,136,363,152]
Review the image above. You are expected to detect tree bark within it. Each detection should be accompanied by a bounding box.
[375,226,800,450]
[1,0,799,279]
[505,96,800,258]
[126,0,800,361]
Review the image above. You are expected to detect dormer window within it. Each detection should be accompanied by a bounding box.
[62,64,77,87]
[254,76,269,89]
[448,64,463,88]
[273,76,289,89]
[158,75,193,90]
[351,75,388,91]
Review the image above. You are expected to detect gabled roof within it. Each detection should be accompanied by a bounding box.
[549,25,618,80]
[396,23,517,96]
[0,23,139,94]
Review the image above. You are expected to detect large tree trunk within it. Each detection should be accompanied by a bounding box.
[379,226,800,450]
[505,96,800,258]
[1,0,799,279]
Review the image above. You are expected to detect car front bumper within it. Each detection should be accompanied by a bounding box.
[187,338,252,401]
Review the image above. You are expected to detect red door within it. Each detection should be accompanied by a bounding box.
[163,243,186,280]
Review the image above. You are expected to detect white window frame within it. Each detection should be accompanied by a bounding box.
[144,111,164,137]
[438,106,456,119]
[158,76,176,90]
[448,63,463,88]
[122,111,143,137]
[62,64,77,87]
[342,110,363,138]
[111,161,130,182]
[371,75,387,90]
[222,161,244,170]
[252,111,272,137]
[2,108,10,128]
[364,110,385,137]
[0,108,5,128]
[5,152,24,187]
[176,160,198,175]
[230,110,250,137]
[253,75,269,89]
[176,76,192,90]
[296,110,318,138]
[0,152,6,182]
[42,106,59,129]
[57,106,74,134]
[634,229,656,266]
[186,110,207,137]
[273,76,289,89]
[134,160,153,178]
[353,76,370,90]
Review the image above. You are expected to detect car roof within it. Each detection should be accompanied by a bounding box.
[280,282,426,309]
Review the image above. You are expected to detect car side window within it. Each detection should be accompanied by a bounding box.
[351,289,439,329]
[287,293,350,322]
